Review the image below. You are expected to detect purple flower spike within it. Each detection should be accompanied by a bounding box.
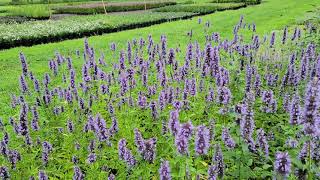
[159,160,171,180]
[73,166,85,180]
[213,144,224,178]
[289,94,301,125]
[221,127,236,149]
[195,125,210,155]
[274,152,291,177]
[39,170,48,180]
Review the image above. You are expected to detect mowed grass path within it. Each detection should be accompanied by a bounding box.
[0,0,319,113]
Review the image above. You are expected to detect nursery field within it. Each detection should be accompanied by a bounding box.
[0,0,320,179]
[0,0,259,49]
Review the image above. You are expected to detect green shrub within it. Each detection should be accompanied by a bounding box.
[7,5,50,19]
[153,3,246,14]
[0,12,194,49]
[54,2,176,15]
[211,0,261,4]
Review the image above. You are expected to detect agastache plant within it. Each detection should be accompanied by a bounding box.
[274,152,291,178]
[159,160,171,180]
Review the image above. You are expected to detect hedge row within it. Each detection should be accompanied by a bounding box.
[0,12,194,50]
[211,0,261,4]
[54,1,176,15]
[153,3,247,15]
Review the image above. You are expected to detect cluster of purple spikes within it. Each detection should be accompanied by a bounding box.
[1,14,320,179]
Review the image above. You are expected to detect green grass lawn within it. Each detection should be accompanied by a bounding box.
[0,0,318,113]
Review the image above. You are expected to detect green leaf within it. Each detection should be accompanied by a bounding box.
[262,164,272,170]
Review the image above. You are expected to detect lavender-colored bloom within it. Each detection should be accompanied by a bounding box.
[312,138,320,162]
[123,147,136,167]
[168,110,180,136]
[240,104,256,151]
[20,52,28,76]
[289,94,301,125]
[159,160,171,180]
[172,100,182,111]
[221,127,236,149]
[118,138,126,160]
[134,128,145,154]
[94,114,109,142]
[158,91,166,111]
[8,150,21,169]
[108,174,115,180]
[33,78,40,93]
[302,78,320,136]
[19,103,29,136]
[291,27,298,41]
[282,26,288,44]
[217,86,232,105]
[0,166,10,179]
[298,141,309,162]
[261,90,277,113]
[245,65,252,92]
[137,93,148,109]
[109,117,119,136]
[168,48,175,65]
[134,129,157,163]
[31,106,39,131]
[212,144,224,178]
[175,128,189,155]
[195,125,210,155]
[256,128,269,157]
[87,153,96,164]
[73,166,85,180]
[161,35,167,61]
[208,165,217,180]
[0,141,8,156]
[72,155,78,164]
[208,119,216,142]
[3,132,9,145]
[142,137,157,163]
[88,139,95,152]
[110,42,116,51]
[179,121,193,139]
[108,103,115,116]
[19,75,29,93]
[270,32,276,48]
[282,94,290,112]
[206,87,215,102]
[42,141,52,166]
[285,138,298,148]
[67,119,74,133]
[39,170,48,180]
[118,138,136,167]
[254,74,261,97]
[274,152,291,177]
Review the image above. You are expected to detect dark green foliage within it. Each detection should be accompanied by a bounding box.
[153,3,247,15]
[0,12,195,49]
[54,2,176,14]
[211,0,261,4]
